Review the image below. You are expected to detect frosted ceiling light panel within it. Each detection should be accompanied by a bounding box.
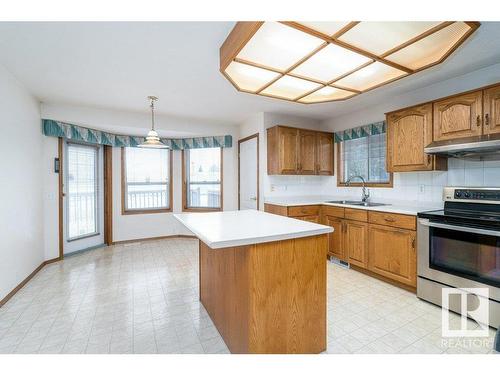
[297,22,352,37]
[338,22,442,55]
[224,61,281,92]
[334,62,407,91]
[236,22,325,71]
[220,21,479,103]
[291,44,372,83]
[298,86,356,103]
[261,75,321,100]
[386,22,472,70]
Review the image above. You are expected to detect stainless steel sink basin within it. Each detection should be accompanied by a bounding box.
[326,200,389,207]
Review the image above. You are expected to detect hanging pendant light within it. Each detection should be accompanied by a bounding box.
[138,96,168,149]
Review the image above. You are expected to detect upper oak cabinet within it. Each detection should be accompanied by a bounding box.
[267,125,334,175]
[298,129,317,175]
[386,103,447,172]
[433,90,483,141]
[267,126,299,175]
[316,132,334,175]
[484,84,500,135]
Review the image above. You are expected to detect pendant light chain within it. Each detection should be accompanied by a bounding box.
[149,96,157,131]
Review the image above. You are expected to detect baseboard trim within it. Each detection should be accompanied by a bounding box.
[112,234,197,245]
[0,256,61,308]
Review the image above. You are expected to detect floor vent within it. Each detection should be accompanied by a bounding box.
[329,257,350,269]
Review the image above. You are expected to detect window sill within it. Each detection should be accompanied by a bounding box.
[122,208,172,215]
[337,181,393,188]
[182,207,222,213]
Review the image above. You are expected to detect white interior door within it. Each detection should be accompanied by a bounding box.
[63,141,104,255]
[239,136,259,210]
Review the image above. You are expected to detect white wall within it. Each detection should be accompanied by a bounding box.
[41,103,238,249]
[238,112,324,210]
[0,64,44,301]
[263,63,500,204]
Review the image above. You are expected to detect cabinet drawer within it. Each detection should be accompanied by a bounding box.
[344,208,367,222]
[264,203,288,217]
[321,205,345,218]
[293,215,320,223]
[288,205,320,217]
[368,211,416,230]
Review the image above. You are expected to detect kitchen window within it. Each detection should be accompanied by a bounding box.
[183,147,223,211]
[122,147,172,214]
[337,131,392,187]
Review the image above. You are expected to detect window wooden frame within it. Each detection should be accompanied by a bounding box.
[182,148,223,212]
[336,140,393,188]
[121,147,173,215]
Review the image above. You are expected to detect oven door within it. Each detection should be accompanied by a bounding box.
[418,218,500,301]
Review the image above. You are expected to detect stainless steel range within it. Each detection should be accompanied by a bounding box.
[417,187,500,328]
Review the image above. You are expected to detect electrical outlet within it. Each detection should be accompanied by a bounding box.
[419,185,425,193]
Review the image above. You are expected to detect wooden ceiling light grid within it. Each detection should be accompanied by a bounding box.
[220,21,480,104]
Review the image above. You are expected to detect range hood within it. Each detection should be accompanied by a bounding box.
[424,133,500,160]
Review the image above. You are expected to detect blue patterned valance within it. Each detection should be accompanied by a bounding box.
[42,119,232,149]
[334,121,386,143]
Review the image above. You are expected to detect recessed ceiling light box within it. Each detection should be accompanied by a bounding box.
[220,21,479,104]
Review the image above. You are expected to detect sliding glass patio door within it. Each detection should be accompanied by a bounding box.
[63,141,104,254]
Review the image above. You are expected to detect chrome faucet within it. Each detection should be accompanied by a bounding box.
[345,175,370,202]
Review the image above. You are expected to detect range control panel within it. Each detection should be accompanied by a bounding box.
[444,187,500,202]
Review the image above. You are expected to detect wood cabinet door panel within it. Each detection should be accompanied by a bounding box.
[316,133,334,175]
[387,103,433,172]
[324,216,345,260]
[279,127,299,174]
[298,130,316,174]
[368,224,416,287]
[484,85,500,135]
[433,91,483,141]
[345,220,368,268]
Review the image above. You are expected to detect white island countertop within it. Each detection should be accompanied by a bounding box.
[174,210,333,249]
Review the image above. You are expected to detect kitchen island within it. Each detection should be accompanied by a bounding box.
[174,210,332,354]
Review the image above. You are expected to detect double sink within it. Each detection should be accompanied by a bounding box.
[326,200,389,207]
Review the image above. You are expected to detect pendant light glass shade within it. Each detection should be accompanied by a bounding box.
[138,96,168,149]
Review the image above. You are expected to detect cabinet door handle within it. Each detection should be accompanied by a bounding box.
[476,115,481,127]
[411,238,416,249]
[485,113,490,126]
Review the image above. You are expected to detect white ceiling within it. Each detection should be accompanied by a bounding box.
[0,21,499,126]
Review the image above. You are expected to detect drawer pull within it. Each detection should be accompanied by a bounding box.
[384,217,396,222]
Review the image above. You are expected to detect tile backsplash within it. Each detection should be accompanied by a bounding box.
[266,158,500,204]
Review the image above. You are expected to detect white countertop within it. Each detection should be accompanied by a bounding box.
[174,210,333,249]
[264,195,443,216]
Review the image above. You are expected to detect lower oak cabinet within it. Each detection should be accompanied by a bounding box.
[299,215,320,223]
[265,203,417,289]
[345,220,369,268]
[325,216,345,261]
[368,224,417,287]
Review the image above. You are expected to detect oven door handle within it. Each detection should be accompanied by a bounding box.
[419,218,500,237]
